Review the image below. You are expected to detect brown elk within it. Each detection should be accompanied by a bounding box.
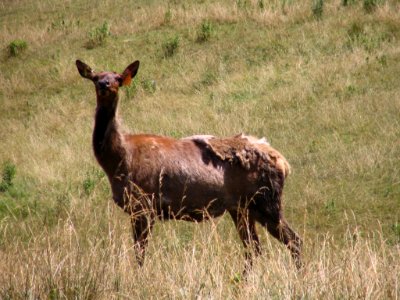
[76,59,302,272]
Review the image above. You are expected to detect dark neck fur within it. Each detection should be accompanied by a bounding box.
[93,105,116,154]
[93,96,124,176]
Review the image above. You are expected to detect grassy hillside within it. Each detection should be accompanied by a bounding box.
[0,0,399,298]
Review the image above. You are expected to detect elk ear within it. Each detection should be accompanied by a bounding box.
[76,60,94,80]
[121,60,140,86]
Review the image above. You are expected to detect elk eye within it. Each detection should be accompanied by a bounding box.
[117,77,123,85]
[93,75,99,81]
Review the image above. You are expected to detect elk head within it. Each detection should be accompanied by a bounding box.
[76,60,140,107]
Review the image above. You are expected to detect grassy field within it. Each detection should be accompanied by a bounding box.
[0,0,399,298]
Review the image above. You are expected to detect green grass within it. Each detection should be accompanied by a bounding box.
[7,39,28,57]
[0,0,399,298]
[85,21,111,49]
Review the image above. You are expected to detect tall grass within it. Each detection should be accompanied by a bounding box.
[0,204,398,298]
[0,0,399,298]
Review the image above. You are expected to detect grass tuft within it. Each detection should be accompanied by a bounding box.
[85,21,111,49]
[197,20,214,43]
[7,39,27,57]
[342,0,357,6]
[162,35,180,58]
[0,161,16,192]
[312,0,324,19]
[164,7,172,25]
[363,0,379,13]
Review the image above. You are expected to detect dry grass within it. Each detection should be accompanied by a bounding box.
[0,0,399,298]
[1,199,399,299]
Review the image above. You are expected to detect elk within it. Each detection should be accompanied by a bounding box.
[76,59,302,272]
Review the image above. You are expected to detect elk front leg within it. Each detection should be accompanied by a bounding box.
[131,213,154,267]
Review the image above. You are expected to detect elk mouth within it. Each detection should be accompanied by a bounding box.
[97,89,107,96]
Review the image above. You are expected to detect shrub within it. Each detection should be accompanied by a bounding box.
[86,22,111,49]
[197,20,213,43]
[162,35,179,58]
[8,39,28,57]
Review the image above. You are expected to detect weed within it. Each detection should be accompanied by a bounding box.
[83,177,96,196]
[86,21,111,49]
[308,140,319,153]
[162,35,179,58]
[82,169,104,196]
[55,192,70,215]
[341,0,356,6]
[49,288,60,300]
[194,70,218,91]
[312,0,324,19]
[270,39,288,55]
[49,15,80,32]
[197,20,214,43]
[231,90,251,102]
[348,22,364,42]
[231,272,242,284]
[377,54,387,66]
[125,76,156,96]
[392,222,400,242]
[201,70,218,86]
[142,79,156,94]
[236,0,249,9]
[363,0,379,13]
[324,199,336,214]
[0,161,16,192]
[345,84,357,96]
[346,21,390,52]
[8,39,28,57]
[280,0,288,13]
[164,7,172,25]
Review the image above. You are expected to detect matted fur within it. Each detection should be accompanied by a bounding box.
[187,133,291,178]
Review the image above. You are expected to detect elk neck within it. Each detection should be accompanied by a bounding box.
[93,92,126,178]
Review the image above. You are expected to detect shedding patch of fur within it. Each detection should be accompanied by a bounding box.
[187,133,291,178]
[182,134,215,141]
[235,133,270,146]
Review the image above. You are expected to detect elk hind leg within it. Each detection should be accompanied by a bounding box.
[263,213,303,269]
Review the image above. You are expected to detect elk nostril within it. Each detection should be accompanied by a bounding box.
[99,81,107,89]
